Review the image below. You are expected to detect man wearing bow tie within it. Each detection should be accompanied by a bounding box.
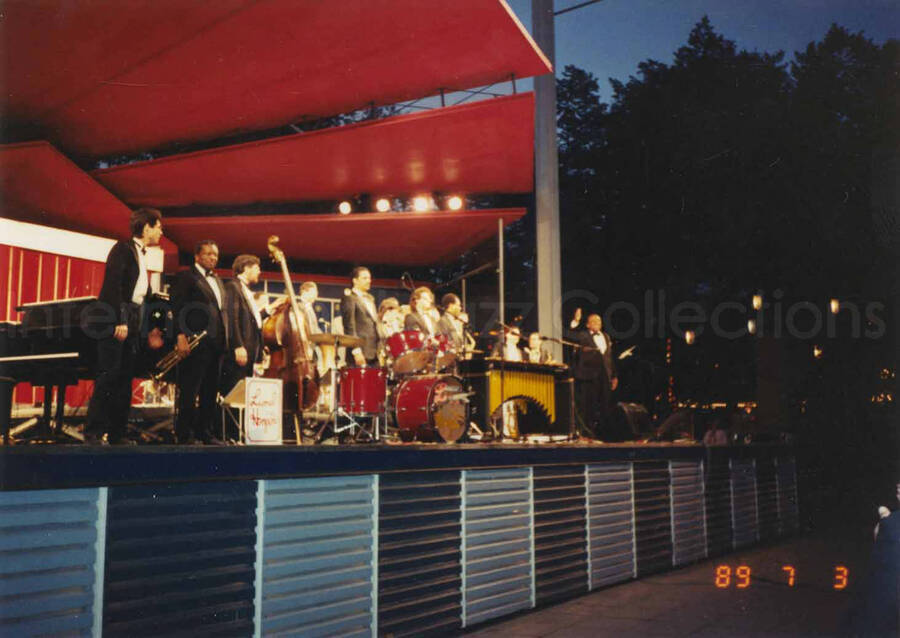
[340,267,382,366]
[404,287,439,336]
[171,240,228,444]
[85,208,163,444]
[567,307,618,439]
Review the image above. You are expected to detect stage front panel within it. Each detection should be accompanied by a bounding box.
[586,462,636,589]
[378,470,463,637]
[103,482,257,636]
[704,457,734,557]
[756,456,780,541]
[259,476,377,637]
[0,488,105,637]
[670,461,707,566]
[776,457,801,534]
[462,468,534,627]
[730,459,760,549]
[532,465,589,604]
[633,460,673,576]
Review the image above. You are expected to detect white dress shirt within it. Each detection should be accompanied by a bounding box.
[240,279,262,328]
[130,238,150,305]
[195,262,222,309]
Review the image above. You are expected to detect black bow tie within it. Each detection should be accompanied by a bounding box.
[205,269,214,278]
[140,247,147,255]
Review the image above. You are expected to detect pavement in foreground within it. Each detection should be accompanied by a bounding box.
[463,525,881,637]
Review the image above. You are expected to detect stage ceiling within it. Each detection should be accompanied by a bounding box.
[2,0,551,158]
[92,94,535,207]
[162,209,526,266]
[0,141,173,254]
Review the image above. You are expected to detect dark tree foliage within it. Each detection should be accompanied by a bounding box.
[558,17,897,307]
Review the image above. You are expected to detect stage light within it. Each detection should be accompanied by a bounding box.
[813,345,823,359]
[338,201,352,215]
[375,198,391,212]
[752,294,763,310]
[447,195,464,211]
[685,330,695,345]
[830,298,840,314]
[747,319,757,335]
[412,196,430,212]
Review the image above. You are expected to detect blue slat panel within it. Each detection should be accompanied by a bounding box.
[103,482,257,637]
[260,476,375,637]
[670,461,707,565]
[533,465,588,604]
[0,488,102,637]
[379,470,462,637]
[633,461,672,576]
[730,459,759,548]
[704,458,733,557]
[462,468,533,627]
[776,457,800,534]
[755,457,780,541]
[586,462,635,589]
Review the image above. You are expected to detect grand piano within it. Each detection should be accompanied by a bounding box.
[0,296,170,443]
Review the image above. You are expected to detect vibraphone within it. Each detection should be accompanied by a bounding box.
[458,358,572,433]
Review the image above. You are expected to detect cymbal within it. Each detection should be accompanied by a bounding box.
[309,333,363,348]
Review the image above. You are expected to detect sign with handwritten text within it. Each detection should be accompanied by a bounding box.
[244,377,282,445]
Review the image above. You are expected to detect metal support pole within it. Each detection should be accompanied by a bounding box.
[532,0,563,361]
[461,278,467,312]
[498,218,505,329]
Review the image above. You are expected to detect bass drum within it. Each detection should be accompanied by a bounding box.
[394,375,468,443]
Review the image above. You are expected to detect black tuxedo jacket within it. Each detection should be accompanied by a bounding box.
[171,266,228,350]
[340,292,380,360]
[404,311,437,336]
[224,280,268,364]
[566,325,617,384]
[97,240,148,325]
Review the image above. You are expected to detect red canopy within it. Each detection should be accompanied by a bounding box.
[162,209,526,266]
[2,0,550,158]
[0,141,178,255]
[93,94,535,207]
[1,141,131,238]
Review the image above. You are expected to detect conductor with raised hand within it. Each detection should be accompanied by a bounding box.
[566,307,618,439]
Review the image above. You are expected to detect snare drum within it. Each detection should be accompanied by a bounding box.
[386,330,433,374]
[394,375,469,443]
[339,367,387,415]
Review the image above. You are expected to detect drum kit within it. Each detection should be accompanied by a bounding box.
[309,330,470,443]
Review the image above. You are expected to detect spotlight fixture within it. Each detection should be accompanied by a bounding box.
[338,201,352,215]
[813,345,823,359]
[684,330,695,345]
[752,294,763,310]
[829,298,840,314]
[375,198,391,212]
[412,196,430,212]
[446,195,464,211]
[747,319,757,335]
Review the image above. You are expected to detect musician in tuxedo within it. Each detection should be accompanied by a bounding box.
[298,282,321,335]
[404,287,439,336]
[85,208,163,444]
[340,267,382,366]
[221,255,285,397]
[171,240,228,444]
[438,293,467,353]
[567,307,618,439]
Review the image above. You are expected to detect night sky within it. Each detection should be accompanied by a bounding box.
[507,0,899,99]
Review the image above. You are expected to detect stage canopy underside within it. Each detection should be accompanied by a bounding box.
[162,209,525,266]
[93,94,535,208]
[0,141,173,254]
[2,0,551,158]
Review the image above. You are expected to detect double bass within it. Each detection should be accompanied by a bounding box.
[262,236,319,411]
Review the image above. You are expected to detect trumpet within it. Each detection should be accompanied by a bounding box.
[152,330,207,382]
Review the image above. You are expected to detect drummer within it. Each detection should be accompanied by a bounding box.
[404,287,439,337]
[378,297,403,337]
